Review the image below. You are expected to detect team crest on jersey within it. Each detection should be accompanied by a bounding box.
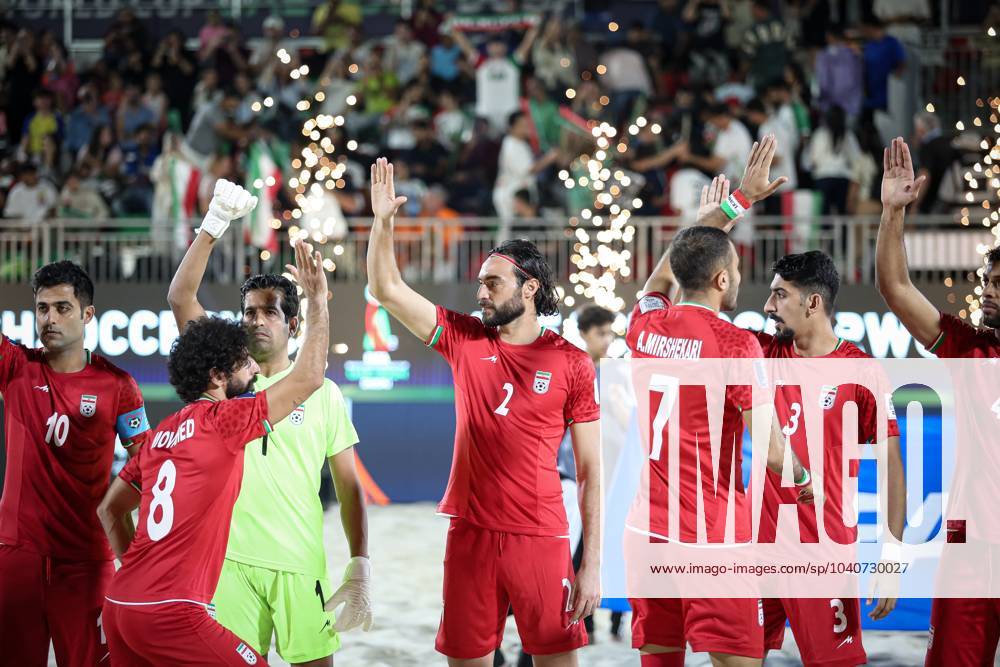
[289,405,305,426]
[533,370,552,394]
[819,385,838,410]
[80,394,97,417]
[235,642,257,665]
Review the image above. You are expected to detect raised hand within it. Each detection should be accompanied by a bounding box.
[739,134,788,204]
[370,157,408,222]
[198,179,258,238]
[286,239,327,302]
[881,136,926,211]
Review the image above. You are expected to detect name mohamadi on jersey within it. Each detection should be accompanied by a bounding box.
[626,293,765,542]
[755,333,899,544]
[224,366,359,579]
[107,392,271,606]
[0,332,150,560]
[426,306,599,536]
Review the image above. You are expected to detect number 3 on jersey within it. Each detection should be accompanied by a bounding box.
[495,382,514,416]
[147,460,177,541]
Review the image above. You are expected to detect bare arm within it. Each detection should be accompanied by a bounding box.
[874,138,938,347]
[513,22,540,63]
[366,157,438,341]
[744,408,812,501]
[885,435,905,543]
[166,232,212,331]
[97,477,140,560]
[266,241,330,424]
[568,419,601,623]
[329,449,369,558]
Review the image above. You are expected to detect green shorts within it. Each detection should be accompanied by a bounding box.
[213,558,341,663]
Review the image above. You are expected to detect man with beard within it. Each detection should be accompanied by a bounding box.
[96,239,330,664]
[874,137,1000,666]
[166,180,371,666]
[0,261,151,666]
[367,157,601,666]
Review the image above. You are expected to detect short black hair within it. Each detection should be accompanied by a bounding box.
[772,251,840,313]
[32,261,95,308]
[667,227,734,292]
[577,304,615,333]
[986,246,1000,272]
[508,110,526,129]
[706,102,730,118]
[488,239,559,316]
[745,97,766,115]
[167,316,250,403]
[241,274,300,322]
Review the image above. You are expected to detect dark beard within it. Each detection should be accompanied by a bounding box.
[482,296,526,327]
[982,309,1000,330]
[770,317,795,340]
[225,374,256,398]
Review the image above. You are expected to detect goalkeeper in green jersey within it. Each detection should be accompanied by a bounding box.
[167,180,372,665]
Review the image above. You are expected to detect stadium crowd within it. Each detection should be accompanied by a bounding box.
[0,0,989,234]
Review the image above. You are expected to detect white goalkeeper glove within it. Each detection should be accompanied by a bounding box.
[324,556,373,632]
[196,179,258,238]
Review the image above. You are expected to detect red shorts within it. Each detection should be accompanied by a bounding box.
[0,543,114,666]
[629,597,764,658]
[926,598,1000,666]
[435,518,587,659]
[102,600,267,666]
[763,597,866,667]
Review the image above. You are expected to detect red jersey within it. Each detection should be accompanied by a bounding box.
[426,306,599,536]
[626,293,764,542]
[0,332,150,560]
[928,312,1000,358]
[755,334,900,543]
[107,392,271,605]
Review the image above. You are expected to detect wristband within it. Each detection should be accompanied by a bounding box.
[794,468,811,487]
[720,189,751,220]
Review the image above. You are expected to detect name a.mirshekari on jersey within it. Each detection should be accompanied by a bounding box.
[634,331,704,359]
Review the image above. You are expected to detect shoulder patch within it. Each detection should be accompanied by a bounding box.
[639,295,667,314]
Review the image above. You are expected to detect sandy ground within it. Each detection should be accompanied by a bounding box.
[51,502,934,666]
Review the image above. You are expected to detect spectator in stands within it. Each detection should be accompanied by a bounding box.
[182,87,244,170]
[59,167,110,219]
[114,123,160,215]
[197,153,235,214]
[192,68,220,113]
[250,15,296,91]
[601,23,654,124]
[434,90,470,151]
[65,84,111,158]
[20,89,62,165]
[742,0,792,91]
[390,159,428,218]
[102,70,125,111]
[493,110,560,232]
[860,18,905,116]
[201,23,248,84]
[743,97,796,213]
[651,0,687,67]
[453,24,539,135]
[40,38,78,113]
[523,75,561,152]
[512,188,538,219]
[683,0,731,86]
[3,163,57,221]
[385,21,426,86]
[198,10,228,60]
[117,81,156,142]
[318,55,356,117]
[357,48,399,122]
[429,33,463,92]
[791,0,832,50]
[143,72,169,131]
[913,110,958,214]
[419,185,460,218]
[151,30,196,123]
[802,104,860,215]
[410,0,444,48]
[77,125,120,187]
[402,118,449,185]
[815,26,863,119]
[531,19,577,94]
[5,29,41,144]
[312,0,364,54]
[691,102,753,183]
[232,71,262,126]
[570,78,608,123]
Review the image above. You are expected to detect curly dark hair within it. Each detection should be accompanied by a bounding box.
[240,274,299,322]
[772,250,841,313]
[488,239,560,316]
[167,316,250,403]
[32,261,94,308]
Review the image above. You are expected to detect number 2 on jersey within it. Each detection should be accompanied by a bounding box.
[495,382,514,416]
[147,460,177,541]
[45,412,69,447]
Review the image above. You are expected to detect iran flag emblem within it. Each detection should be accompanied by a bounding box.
[533,371,552,395]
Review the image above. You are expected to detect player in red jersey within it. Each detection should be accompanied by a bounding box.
[874,137,1000,666]
[626,137,814,667]
[0,261,151,666]
[366,158,600,666]
[95,240,329,666]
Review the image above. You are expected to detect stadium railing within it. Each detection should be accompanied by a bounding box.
[0,215,990,287]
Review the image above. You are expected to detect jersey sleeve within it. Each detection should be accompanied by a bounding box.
[204,392,272,453]
[0,331,27,391]
[117,451,143,493]
[726,333,768,412]
[115,374,151,450]
[424,306,485,364]
[857,367,901,443]
[928,312,993,358]
[325,382,360,458]
[564,354,599,425]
